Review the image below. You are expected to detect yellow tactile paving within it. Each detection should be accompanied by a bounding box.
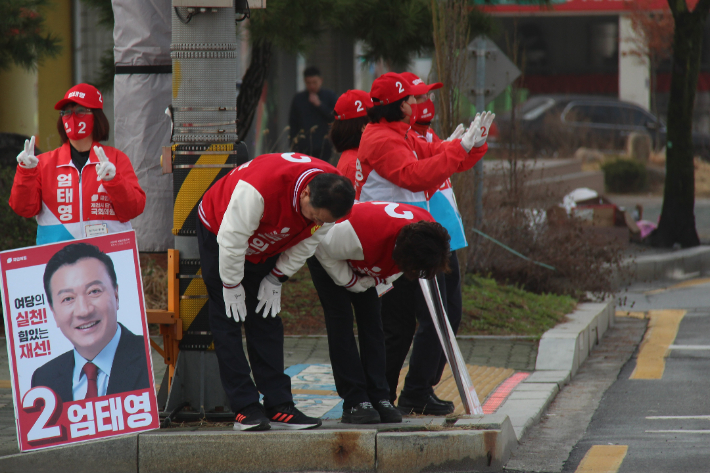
[631,309,686,380]
[645,277,710,296]
[0,380,10,389]
[575,445,628,473]
[395,364,515,415]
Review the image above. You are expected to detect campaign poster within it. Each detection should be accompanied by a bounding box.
[0,231,159,452]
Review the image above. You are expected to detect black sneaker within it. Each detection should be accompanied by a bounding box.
[398,393,455,416]
[373,400,402,423]
[341,402,381,424]
[233,402,271,431]
[266,403,322,430]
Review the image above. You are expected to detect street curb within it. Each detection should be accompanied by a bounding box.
[494,300,616,441]
[0,304,613,472]
[626,246,710,283]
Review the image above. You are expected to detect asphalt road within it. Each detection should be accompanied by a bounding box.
[507,279,710,473]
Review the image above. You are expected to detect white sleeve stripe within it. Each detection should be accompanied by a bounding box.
[344,274,357,288]
[197,202,212,229]
[293,168,325,209]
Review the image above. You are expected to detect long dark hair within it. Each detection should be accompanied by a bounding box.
[366,96,409,123]
[329,115,370,152]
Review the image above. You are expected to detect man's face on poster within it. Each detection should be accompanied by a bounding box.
[48,257,119,361]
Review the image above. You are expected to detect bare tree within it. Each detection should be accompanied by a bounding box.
[651,0,710,248]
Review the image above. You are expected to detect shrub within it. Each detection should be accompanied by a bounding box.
[452,150,628,298]
[0,166,37,251]
[601,158,648,193]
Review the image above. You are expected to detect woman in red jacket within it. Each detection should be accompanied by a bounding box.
[330,90,373,185]
[9,83,146,245]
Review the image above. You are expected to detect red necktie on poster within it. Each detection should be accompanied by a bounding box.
[82,362,99,399]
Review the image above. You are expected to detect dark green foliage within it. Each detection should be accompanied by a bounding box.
[249,0,334,53]
[0,166,37,251]
[0,0,62,71]
[601,158,648,193]
[80,0,113,27]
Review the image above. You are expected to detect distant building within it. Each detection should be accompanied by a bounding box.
[483,0,710,132]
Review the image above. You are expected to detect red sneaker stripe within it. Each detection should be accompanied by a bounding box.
[284,414,294,422]
[272,414,281,421]
[278,413,288,421]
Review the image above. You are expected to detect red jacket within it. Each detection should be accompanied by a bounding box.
[198,152,341,287]
[9,142,145,245]
[336,148,358,186]
[354,120,487,203]
[315,201,435,287]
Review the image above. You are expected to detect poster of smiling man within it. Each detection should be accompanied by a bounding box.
[0,231,158,452]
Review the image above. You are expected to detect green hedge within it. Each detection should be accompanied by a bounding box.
[601,158,648,193]
[0,166,37,251]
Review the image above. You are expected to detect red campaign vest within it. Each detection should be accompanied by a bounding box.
[199,152,340,264]
[346,201,435,279]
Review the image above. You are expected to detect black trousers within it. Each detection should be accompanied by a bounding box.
[197,219,293,413]
[380,251,462,402]
[307,257,390,409]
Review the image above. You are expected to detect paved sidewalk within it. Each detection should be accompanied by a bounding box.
[0,335,537,457]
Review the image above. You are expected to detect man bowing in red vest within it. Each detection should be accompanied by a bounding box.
[197,152,355,431]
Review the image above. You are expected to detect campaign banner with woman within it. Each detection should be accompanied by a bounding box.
[0,231,158,452]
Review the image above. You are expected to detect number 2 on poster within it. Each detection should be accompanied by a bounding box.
[22,387,64,443]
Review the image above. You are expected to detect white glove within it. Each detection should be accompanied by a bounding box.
[346,275,377,293]
[17,136,38,169]
[256,274,282,317]
[461,112,496,152]
[223,284,247,322]
[445,124,465,142]
[94,146,116,181]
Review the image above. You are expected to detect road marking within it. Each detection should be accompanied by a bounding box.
[630,309,686,380]
[575,445,628,472]
[668,345,710,350]
[645,277,710,295]
[647,415,710,420]
[646,430,710,434]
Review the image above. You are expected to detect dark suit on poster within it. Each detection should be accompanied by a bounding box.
[31,323,150,403]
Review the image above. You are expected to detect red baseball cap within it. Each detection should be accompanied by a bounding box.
[370,72,413,105]
[54,83,104,110]
[400,72,443,96]
[334,90,373,120]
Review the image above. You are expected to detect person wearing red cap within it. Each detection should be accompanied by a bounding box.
[330,90,373,185]
[9,83,146,244]
[307,201,451,424]
[378,72,493,416]
[355,72,495,415]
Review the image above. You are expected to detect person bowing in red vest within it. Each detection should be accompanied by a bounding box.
[197,152,355,432]
[307,201,451,424]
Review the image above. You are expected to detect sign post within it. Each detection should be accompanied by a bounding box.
[465,36,522,228]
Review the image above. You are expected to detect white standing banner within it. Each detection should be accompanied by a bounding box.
[419,278,483,416]
[0,231,158,451]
